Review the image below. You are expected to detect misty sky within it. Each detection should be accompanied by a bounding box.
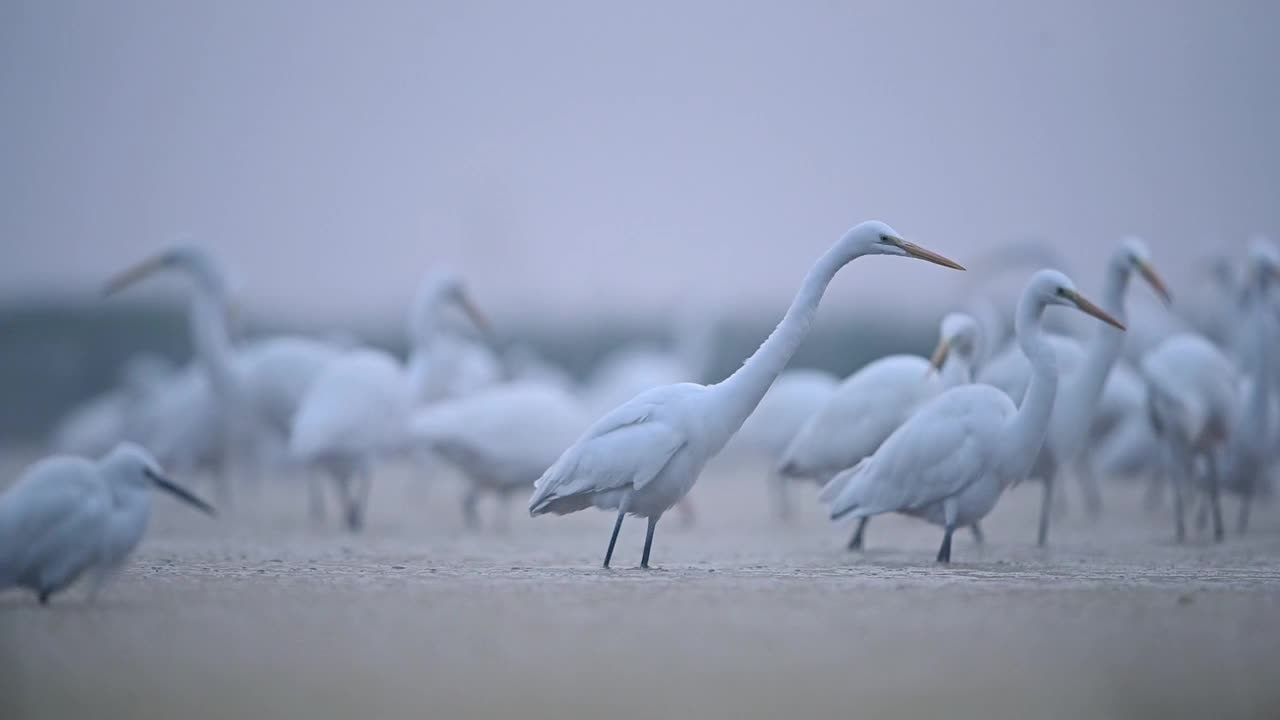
[3,1,1278,326]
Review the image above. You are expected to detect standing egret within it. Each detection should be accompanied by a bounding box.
[528,220,965,568]
[1141,334,1238,542]
[290,271,490,530]
[0,443,214,605]
[824,270,1124,562]
[977,240,1170,545]
[778,312,980,548]
[105,247,342,494]
[409,381,590,529]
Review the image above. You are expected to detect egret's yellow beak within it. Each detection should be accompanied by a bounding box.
[1137,261,1172,306]
[891,237,966,271]
[457,291,490,334]
[928,337,951,372]
[103,255,169,296]
[1064,289,1126,330]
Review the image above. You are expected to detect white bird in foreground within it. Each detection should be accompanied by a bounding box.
[778,312,981,547]
[0,443,214,605]
[529,220,965,568]
[410,381,590,529]
[824,270,1125,562]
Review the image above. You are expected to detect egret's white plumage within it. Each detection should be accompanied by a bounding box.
[410,381,590,528]
[823,269,1125,562]
[0,443,213,605]
[289,270,491,530]
[529,220,965,568]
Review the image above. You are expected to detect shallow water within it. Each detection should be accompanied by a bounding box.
[2,454,1278,719]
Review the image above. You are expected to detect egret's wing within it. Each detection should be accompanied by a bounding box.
[0,460,103,583]
[825,386,1011,520]
[529,418,685,514]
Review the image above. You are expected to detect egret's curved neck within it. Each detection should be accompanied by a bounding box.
[190,287,238,395]
[1059,260,1129,431]
[998,292,1057,479]
[940,349,973,388]
[707,246,847,448]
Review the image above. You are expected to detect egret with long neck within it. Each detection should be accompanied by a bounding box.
[529,220,964,568]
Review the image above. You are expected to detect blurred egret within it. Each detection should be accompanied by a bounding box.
[824,270,1124,562]
[529,220,964,568]
[0,443,213,605]
[777,312,979,547]
[978,239,1170,545]
[410,381,589,529]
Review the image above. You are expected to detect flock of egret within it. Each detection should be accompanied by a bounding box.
[3,219,1278,603]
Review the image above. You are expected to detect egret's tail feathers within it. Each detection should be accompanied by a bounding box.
[823,459,875,521]
[818,459,866,504]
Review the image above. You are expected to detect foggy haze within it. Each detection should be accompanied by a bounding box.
[3,1,1278,324]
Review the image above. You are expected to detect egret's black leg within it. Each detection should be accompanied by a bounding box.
[1037,474,1054,547]
[1238,489,1253,534]
[461,487,481,530]
[603,509,625,568]
[38,590,49,606]
[847,517,869,551]
[1206,452,1224,543]
[969,522,985,545]
[936,526,954,563]
[641,515,659,568]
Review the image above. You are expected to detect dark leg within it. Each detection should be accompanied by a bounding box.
[1171,450,1187,543]
[1206,452,1224,542]
[969,522,985,545]
[847,517,869,551]
[603,509,625,568]
[1037,472,1054,547]
[1238,489,1253,534]
[641,515,659,568]
[1077,456,1103,518]
[1143,466,1165,513]
[770,471,792,523]
[937,498,958,563]
[462,487,481,530]
[936,528,954,563]
[38,590,49,606]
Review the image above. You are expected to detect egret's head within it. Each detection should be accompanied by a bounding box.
[837,220,965,270]
[409,269,489,343]
[101,442,215,515]
[1115,237,1171,305]
[929,312,979,371]
[1031,269,1126,330]
[1247,237,1280,284]
[104,245,230,299]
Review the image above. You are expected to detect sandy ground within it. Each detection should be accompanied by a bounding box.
[2,452,1279,720]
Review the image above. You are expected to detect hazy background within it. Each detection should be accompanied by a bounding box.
[2,0,1279,436]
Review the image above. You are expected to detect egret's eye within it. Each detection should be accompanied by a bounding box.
[878,234,890,244]
[1055,287,1069,297]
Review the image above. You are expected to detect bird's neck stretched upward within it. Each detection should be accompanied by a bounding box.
[707,245,848,449]
[1060,258,1129,423]
[190,288,239,395]
[999,291,1058,481]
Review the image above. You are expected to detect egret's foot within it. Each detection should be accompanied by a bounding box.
[344,506,364,533]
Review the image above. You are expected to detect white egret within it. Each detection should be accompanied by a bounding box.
[528,220,965,568]
[51,354,176,457]
[0,443,214,605]
[290,271,490,530]
[409,381,590,529]
[105,247,342,494]
[976,240,1170,545]
[824,270,1124,562]
[777,312,979,548]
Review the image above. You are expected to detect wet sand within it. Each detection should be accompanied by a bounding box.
[3,455,1279,719]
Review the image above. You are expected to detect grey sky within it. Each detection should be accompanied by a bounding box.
[3,1,1278,325]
